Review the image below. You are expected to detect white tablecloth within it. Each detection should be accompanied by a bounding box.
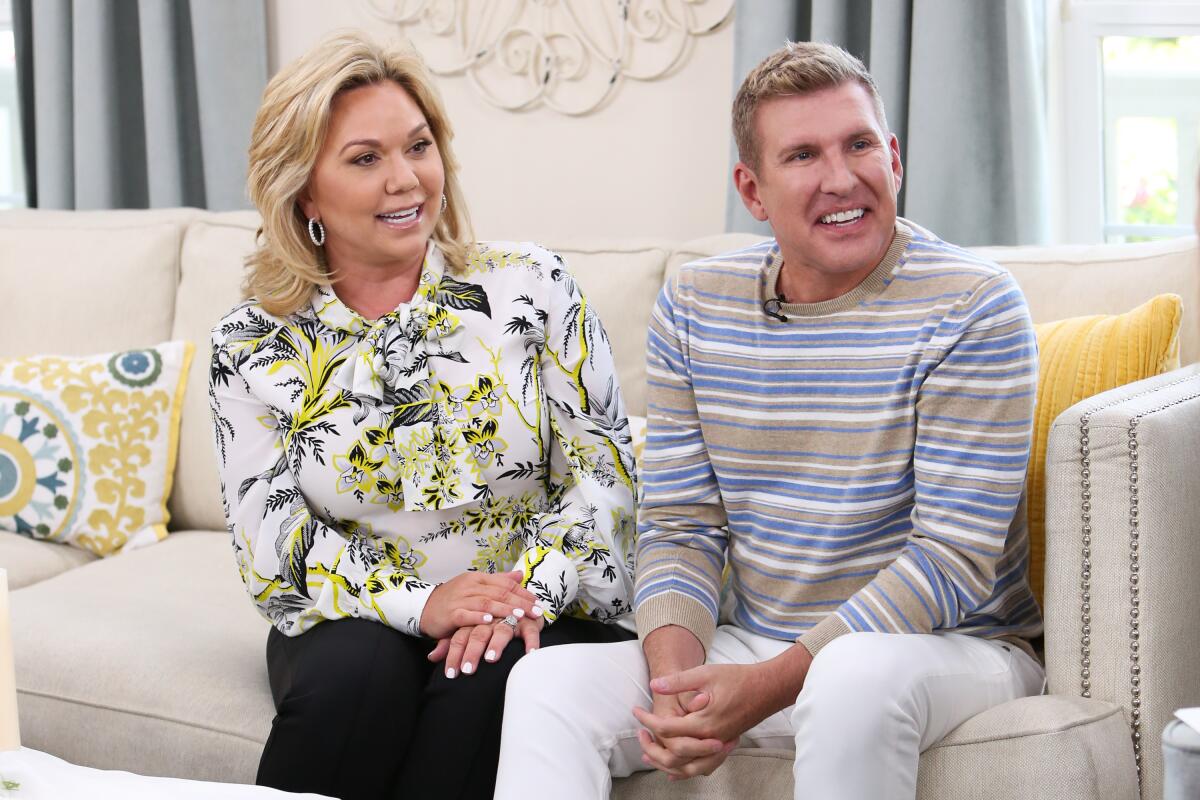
[0,748,332,799]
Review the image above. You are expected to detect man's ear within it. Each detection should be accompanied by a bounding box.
[888,133,903,194]
[733,161,769,222]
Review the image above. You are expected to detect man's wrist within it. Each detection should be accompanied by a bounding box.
[642,624,705,680]
[758,644,813,714]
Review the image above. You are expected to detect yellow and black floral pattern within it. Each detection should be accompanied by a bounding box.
[209,242,637,637]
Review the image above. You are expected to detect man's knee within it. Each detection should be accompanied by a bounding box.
[793,633,913,724]
[506,640,646,719]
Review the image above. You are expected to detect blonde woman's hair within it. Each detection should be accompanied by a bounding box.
[733,41,888,171]
[245,31,474,316]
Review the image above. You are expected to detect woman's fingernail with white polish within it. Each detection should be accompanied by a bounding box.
[531,605,544,618]
[513,608,525,618]
[445,668,456,679]
[483,613,493,623]
[462,662,474,674]
[528,647,538,653]
[486,649,496,661]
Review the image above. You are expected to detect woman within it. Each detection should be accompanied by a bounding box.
[209,33,637,800]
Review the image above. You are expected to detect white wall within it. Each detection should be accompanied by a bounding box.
[267,1,735,242]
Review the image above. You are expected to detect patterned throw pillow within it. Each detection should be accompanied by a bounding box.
[1026,293,1183,609]
[0,342,193,556]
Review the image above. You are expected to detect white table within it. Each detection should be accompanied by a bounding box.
[0,748,331,800]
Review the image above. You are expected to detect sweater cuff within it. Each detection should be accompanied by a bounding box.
[517,545,578,623]
[797,613,852,657]
[635,593,717,654]
[373,578,437,637]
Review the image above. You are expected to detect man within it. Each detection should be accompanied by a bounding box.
[494,42,1044,799]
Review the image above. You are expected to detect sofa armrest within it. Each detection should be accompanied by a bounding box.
[1043,364,1200,800]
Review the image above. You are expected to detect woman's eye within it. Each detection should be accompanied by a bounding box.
[353,153,378,166]
[411,139,432,154]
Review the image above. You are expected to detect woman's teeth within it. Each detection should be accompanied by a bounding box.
[378,207,420,222]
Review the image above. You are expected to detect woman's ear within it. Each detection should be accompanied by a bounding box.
[297,187,317,221]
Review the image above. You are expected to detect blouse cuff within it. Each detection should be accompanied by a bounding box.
[516,546,578,623]
[370,577,437,637]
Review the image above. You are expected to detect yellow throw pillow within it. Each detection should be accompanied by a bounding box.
[1027,294,1183,609]
[0,342,193,556]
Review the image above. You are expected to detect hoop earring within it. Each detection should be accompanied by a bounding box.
[307,217,325,247]
[440,194,447,212]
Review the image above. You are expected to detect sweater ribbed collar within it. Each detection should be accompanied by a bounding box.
[761,218,913,318]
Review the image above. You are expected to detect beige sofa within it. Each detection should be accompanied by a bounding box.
[1,208,1197,800]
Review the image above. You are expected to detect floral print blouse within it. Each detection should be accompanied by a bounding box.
[209,242,637,637]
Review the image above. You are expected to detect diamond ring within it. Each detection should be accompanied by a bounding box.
[501,614,519,629]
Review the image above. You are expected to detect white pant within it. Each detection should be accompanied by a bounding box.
[495,626,1044,800]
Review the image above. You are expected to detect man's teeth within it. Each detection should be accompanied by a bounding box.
[820,208,865,224]
[378,207,419,221]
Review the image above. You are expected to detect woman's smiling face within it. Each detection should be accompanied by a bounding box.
[300,80,446,277]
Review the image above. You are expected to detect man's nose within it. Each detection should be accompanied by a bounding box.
[819,153,856,195]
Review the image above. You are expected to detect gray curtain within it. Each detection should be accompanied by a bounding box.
[727,0,1049,247]
[11,0,267,210]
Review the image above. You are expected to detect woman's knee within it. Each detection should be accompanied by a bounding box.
[274,618,427,716]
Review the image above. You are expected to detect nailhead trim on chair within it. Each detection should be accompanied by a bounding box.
[1074,375,1196,796]
[1125,388,1200,789]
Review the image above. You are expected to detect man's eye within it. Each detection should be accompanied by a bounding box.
[852,140,868,150]
[792,151,811,161]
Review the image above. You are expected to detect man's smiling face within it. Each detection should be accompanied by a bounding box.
[736,81,903,301]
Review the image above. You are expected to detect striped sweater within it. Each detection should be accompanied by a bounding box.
[634,219,1043,657]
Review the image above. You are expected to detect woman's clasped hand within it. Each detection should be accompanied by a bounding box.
[421,571,546,677]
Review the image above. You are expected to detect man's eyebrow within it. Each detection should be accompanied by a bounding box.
[846,129,881,141]
[337,123,430,155]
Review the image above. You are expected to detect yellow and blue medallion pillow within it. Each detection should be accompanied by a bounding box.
[0,341,193,556]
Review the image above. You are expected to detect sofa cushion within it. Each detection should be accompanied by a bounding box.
[12,530,271,783]
[0,343,194,556]
[1024,294,1183,609]
[613,695,1138,800]
[170,214,260,532]
[915,695,1139,799]
[978,235,1199,364]
[0,532,96,589]
[0,213,192,359]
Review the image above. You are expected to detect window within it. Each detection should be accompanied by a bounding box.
[1057,0,1200,243]
[0,0,25,209]
[1102,36,1199,242]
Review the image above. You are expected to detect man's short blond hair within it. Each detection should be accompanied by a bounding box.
[733,41,888,171]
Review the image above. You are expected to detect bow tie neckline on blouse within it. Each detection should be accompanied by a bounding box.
[307,243,484,513]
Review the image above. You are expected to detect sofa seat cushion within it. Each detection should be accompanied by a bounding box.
[0,532,96,589]
[612,695,1137,800]
[12,530,271,784]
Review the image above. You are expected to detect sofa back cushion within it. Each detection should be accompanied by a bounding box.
[976,235,1200,364]
[0,210,195,357]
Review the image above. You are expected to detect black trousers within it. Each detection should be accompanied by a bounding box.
[257,615,633,800]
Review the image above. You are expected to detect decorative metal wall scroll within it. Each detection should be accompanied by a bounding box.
[368,0,734,115]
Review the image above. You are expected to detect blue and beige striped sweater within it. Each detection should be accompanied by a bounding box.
[634,219,1043,657]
